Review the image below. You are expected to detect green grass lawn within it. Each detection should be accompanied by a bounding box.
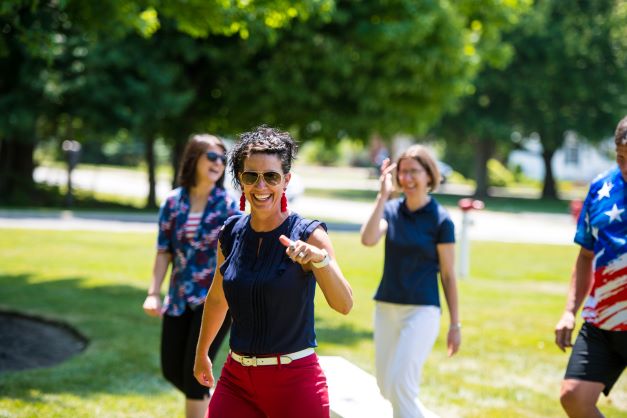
[0,229,625,417]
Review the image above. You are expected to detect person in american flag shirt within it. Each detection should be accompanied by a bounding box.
[555,116,627,418]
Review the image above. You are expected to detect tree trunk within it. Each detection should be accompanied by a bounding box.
[473,138,494,199]
[541,148,558,199]
[145,135,157,209]
[0,138,36,203]
[0,138,9,197]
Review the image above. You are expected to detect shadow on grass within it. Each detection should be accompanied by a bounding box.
[1,183,153,212]
[314,318,372,346]
[0,273,367,403]
[0,273,177,401]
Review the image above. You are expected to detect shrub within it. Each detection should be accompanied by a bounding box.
[488,158,515,187]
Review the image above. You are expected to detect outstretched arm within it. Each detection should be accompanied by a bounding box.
[554,247,594,352]
[279,230,353,315]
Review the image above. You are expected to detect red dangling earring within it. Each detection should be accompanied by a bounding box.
[239,192,246,211]
[280,191,287,213]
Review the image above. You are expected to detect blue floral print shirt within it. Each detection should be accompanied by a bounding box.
[157,186,240,316]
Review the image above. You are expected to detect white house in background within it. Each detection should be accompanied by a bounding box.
[507,131,615,183]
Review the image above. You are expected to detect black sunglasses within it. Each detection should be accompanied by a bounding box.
[206,151,227,164]
[240,171,283,186]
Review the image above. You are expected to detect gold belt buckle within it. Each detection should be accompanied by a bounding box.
[242,356,257,367]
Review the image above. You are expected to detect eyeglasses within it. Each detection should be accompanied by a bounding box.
[206,151,227,164]
[240,171,283,186]
[398,168,425,177]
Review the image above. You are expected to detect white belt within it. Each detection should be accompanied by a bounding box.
[230,347,315,367]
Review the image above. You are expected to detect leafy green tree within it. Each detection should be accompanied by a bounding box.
[438,0,627,199]
[502,0,627,198]
[67,0,528,205]
[433,1,531,197]
[62,27,197,207]
[0,1,157,200]
[0,0,537,205]
[436,62,523,197]
[0,0,328,202]
[215,0,513,140]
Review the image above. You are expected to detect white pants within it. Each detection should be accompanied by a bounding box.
[374,302,441,418]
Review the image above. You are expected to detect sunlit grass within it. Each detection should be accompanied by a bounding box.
[0,229,624,417]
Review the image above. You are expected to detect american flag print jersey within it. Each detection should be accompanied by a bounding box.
[575,166,627,331]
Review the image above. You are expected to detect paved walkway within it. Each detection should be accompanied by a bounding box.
[319,356,392,418]
[293,196,576,245]
[27,164,578,245]
[0,197,576,245]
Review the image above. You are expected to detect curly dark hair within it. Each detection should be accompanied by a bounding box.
[177,134,227,189]
[229,125,298,190]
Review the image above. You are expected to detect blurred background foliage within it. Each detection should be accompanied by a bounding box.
[1,0,626,208]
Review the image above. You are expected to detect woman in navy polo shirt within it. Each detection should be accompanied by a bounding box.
[361,144,461,418]
[143,134,239,418]
[193,125,353,418]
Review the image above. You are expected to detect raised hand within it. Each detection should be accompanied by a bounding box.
[379,158,396,198]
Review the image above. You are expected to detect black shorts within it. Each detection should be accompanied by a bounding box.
[161,305,231,400]
[564,322,627,395]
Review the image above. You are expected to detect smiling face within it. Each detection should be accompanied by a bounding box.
[195,144,226,187]
[397,157,431,197]
[241,153,291,215]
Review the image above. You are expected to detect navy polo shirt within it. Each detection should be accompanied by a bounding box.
[219,213,324,355]
[374,197,455,306]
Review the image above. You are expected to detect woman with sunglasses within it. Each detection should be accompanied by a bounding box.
[361,145,460,418]
[143,134,240,418]
[193,125,353,418]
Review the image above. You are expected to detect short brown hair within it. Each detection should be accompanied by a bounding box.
[177,134,227,189]
[395,144,441,192]
[615,115,627,145]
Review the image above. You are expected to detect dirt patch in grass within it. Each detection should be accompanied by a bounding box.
[0,310,88,373]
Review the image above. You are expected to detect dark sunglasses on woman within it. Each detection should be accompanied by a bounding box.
[206,151,227,164]
[240,171,283,186]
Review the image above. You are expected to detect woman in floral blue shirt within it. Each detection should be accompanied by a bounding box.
[142,134,239,418]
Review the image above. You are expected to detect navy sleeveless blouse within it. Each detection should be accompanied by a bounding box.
[219,212,325,355]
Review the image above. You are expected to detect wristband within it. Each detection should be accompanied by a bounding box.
[449,323,461,330]
[312,249,330,269]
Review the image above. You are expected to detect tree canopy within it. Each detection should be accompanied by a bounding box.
[0,0,543,205]
[213,0,529,139]
[508,0,627,198]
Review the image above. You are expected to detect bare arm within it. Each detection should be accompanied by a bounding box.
[142,251,172,317]
[438,243,461,357]
[193,245,229,388]
[279,229,353,315]
[554,247,594,351]
[360,159,395,246]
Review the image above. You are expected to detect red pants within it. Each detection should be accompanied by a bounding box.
[207,353,329,418]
